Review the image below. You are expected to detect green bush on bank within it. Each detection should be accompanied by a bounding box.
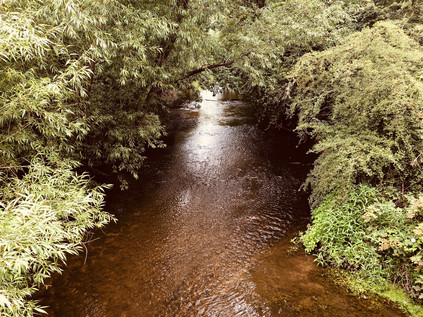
[0,161,114,316]
[300,184,423,299]
[288,21,423,207]
[288,20,423,304]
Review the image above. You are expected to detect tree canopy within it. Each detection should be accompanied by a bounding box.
[0,0,229,314]
[1,0,423,315]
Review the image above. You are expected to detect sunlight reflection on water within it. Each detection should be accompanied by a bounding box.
[38,91,405,317]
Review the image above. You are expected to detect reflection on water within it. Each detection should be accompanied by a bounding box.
[38,91,404,316]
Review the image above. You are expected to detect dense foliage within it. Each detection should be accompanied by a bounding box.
[289,21,423,207]
[218,0,363,125]
[2,0,423,314]
[249,0,423,307]
[283,11,423,304]
[212,0,423,309]
[0,0,235,315]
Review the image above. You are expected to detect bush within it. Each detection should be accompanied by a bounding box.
[285,19,423,304]
[288,21,423,207]
[300,184,423,299]
[0,161,114,316]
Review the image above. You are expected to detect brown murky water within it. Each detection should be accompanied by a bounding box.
[39,91,405,316]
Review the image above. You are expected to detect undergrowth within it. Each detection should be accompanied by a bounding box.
[299,185,423,308]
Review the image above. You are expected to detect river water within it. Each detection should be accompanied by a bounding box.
[39,91,404,316]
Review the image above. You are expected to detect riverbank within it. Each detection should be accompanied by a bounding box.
[252,230,406,317]
[36,92,407,316]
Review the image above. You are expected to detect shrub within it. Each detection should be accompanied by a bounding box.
[288,21,423,206]
[301,184,423,299]
[0,161,114,316]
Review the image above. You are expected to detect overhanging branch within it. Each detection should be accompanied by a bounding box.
[179,52,251,82]
[183,60,235,79]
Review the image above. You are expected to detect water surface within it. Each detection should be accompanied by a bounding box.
[40,91,404,316]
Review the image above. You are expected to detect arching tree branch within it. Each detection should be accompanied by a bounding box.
[179,52,252,81]
[183,60,235,79]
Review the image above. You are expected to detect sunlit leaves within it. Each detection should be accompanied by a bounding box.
[0,161,114,316]
[216,0,362,106]
[289,21,423,206]
[0,1,242,314]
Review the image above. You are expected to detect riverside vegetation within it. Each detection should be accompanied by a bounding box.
[1,0,423,315]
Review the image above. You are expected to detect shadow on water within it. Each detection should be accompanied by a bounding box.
[37,91,405,316]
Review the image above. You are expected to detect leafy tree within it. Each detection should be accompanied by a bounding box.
[215,0,363,126]
[287,21,423,206]
[286,12,423,306]
[0,0,229,314]
[0,162,113,316]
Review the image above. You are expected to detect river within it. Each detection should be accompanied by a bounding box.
[39,91,404,316]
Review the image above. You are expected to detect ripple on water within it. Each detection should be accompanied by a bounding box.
[37,91,405,317]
